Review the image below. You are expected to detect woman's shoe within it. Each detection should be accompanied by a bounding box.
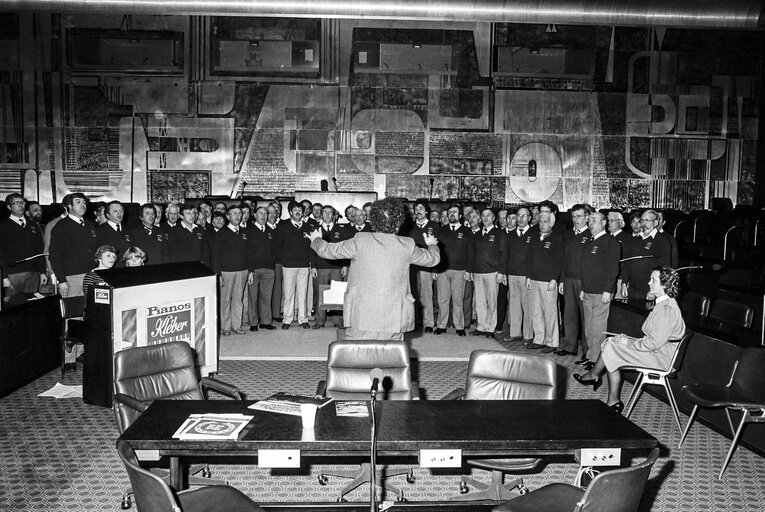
[573,374,603,392]
[609,401,625,414]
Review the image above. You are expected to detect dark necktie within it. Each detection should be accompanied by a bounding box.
[452,225,456,232]
[79,219,85,226]
[19,219,25,228]
[116,225,121,233]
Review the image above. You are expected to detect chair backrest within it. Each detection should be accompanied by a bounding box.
[576,447,659,512]
[60,296,85,319]
[116,441,182,512]
[324,340,413,400]
[679,292,710,318]
[463,351,557,400]
[668,329,694,375]
[113,341,203,433]
[730,347,765,402]
[709,299,753,328]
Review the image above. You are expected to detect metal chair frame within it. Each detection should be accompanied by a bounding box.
[622,330,694,433]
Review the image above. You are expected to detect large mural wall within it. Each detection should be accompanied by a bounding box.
[0,13,760,210]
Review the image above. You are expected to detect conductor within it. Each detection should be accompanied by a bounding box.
[308,198,440,340]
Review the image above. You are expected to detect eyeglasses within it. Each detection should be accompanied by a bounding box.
[9,200,25,205]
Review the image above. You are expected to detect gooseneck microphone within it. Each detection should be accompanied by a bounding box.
[676,263,724,272]
[369,367,383,398]
[619,255,658,263]
[368,367,383,512]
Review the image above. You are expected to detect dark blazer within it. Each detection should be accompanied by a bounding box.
[0,218,45,275]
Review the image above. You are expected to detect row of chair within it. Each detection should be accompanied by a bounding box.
[680,292,754,328]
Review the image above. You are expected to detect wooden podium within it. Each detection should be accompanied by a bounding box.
[83,262,218,407]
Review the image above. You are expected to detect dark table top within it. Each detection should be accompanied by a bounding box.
[118,399,657,458]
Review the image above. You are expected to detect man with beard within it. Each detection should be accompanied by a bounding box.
[433,204,472,336]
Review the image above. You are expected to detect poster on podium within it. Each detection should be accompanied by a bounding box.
[84,262,217,407]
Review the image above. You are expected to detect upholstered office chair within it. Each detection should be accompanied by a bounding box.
[60,296,85,377]
[491,448,660,512]
[315,340,419,501]
[679,292,710,319]
[117,441,264,512]
[622,329,694,433]
[708,299,753,328]
[113,341,242,508]
[445,350,557,501]
[678,346,765,479]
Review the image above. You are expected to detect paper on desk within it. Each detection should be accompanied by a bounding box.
[323,280,347,305]
[37,382,83,399]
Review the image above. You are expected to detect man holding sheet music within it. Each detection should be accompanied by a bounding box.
[308,198,440,341]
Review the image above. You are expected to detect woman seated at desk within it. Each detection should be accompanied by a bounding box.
[123,246,146,267]
[573,266,686,412]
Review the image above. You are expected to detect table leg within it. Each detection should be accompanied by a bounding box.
[170,457,182,490]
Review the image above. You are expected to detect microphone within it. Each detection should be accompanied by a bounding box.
[676,263,725,272]
[369,368,383,398]
[620,255,658,263]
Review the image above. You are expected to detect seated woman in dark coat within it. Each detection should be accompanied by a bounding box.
[573,266,686,412]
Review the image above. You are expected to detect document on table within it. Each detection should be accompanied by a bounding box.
[335,401,369,417]
[37,382,83,399]
[172,413,254,440]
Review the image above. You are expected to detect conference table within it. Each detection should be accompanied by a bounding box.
[118,398,657,507]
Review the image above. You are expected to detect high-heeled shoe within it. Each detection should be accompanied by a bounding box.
[573,373,602,392]
[609,401,625,414]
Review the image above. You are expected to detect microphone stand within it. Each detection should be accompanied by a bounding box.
[369,389,377,512]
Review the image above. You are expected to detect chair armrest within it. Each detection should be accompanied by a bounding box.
[440,388,465,400]
[316,380,327,397]
[200,377,242,400]
[114,393,149,413]
[410,381,420,400]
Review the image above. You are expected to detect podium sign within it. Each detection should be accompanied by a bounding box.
[84,262,217,407]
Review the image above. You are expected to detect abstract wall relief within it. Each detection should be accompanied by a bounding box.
[624,47,760,207]
[0,15,761,212]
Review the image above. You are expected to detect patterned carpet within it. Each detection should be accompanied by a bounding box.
[1,342,764,511]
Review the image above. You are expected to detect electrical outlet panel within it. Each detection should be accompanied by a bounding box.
[419,449,462,468]
[578,448,621,467]
[258,449,301,468]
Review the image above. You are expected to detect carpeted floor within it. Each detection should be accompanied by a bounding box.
[1,341,764,511]
[219,327,505,361]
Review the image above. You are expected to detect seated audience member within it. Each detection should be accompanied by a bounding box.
[573,266,685,413]
[123,246,147,267]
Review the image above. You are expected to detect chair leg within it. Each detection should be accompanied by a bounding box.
[724,408,736,435]
[678,404,700,448]
[624,373,645,418]
[450,470,524,501]
[663,381,682,433]
[718,411,749,479]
